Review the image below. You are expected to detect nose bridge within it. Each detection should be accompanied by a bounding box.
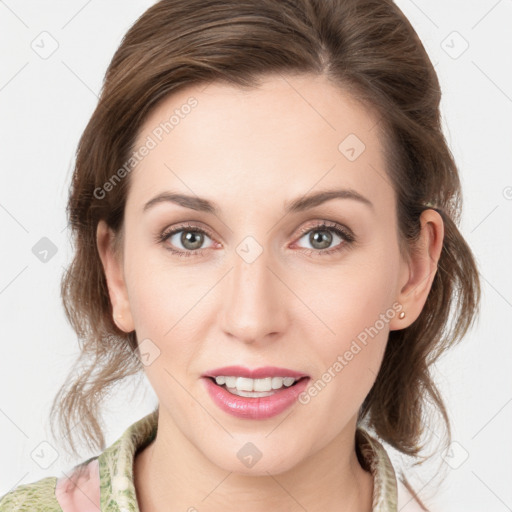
[220,236,286,343]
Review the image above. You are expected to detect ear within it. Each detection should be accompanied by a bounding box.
[389,209,444,330]
[96,219,135,332]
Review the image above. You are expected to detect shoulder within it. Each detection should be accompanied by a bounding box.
[0,457,100,512]
[0,476,62,512]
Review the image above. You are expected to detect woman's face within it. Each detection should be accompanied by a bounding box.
[101,73,416,475]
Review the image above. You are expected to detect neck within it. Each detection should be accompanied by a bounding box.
[134,410,374,512]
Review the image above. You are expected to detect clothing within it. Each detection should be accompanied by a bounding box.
[0,410,426,511]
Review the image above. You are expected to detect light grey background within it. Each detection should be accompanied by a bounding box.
[1,1,511,510]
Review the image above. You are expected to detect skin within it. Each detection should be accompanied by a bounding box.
[97,73,444,512]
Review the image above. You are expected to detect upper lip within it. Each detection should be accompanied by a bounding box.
[202,366,309,379]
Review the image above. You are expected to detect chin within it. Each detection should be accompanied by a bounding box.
[205,441,306,477]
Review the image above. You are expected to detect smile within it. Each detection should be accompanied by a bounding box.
[202,373,310,419]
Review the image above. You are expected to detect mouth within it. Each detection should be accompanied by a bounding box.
[202,365,310,399]
[201,368,311,419]
[205,375,309,398]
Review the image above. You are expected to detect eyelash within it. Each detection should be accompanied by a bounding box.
[155,221,355,258]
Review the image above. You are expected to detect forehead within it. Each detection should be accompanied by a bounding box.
[127,73,391,214]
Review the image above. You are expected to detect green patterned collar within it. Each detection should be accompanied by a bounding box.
[98,409,158,511]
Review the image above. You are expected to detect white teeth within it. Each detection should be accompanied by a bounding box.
[254,377,272,392]
[271,377,283,389]
[213,375,299,391]
[237,377,254,391]
[225,376,237,388]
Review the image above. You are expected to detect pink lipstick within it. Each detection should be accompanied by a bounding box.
[202,365,310,420]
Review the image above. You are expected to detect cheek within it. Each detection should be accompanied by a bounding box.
[123,246,212,374]
[307,258,398,340]
[304,249,399,382]
[124,259,202,398]
[303,275,393,426]
[124,243,199,332]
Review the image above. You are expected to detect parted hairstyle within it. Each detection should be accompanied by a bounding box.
[51,0,480,491]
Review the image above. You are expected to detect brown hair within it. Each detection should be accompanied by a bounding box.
[51,0,480,499]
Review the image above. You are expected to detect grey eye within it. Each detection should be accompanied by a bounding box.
[169,230,213,251]
[297,228,343,251]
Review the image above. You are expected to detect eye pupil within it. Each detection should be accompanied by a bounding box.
[310,230,332,249]
[181,231,204,250]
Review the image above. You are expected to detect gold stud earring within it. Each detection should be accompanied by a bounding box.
[398,311,405,319]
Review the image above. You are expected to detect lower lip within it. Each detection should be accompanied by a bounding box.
[202,377,310,420]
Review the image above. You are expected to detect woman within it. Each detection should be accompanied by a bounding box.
[0,0,480,510]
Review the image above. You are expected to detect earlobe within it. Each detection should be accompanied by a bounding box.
[389,209,444,330]
[96,220,135,332]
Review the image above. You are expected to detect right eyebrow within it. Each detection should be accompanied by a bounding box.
[284,188,374,213]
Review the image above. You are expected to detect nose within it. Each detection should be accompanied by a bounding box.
[219,243,288,345]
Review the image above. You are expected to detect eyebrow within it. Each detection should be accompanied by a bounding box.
[142,188,374,215]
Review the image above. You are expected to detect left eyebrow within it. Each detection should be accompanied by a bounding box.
[284,188,374,213]
[142,188,374,215]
